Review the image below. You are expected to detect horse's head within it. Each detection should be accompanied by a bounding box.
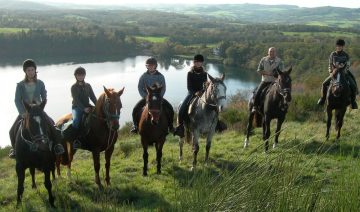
[205,73,227,112]
[276,66,292,104]
[102,86,124,130]
[22,101,51,151]
[331,71,346,98]
[146,83,163,125]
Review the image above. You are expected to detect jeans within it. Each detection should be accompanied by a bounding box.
[72,107,84,129]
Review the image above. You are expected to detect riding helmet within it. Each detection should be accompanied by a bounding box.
[194,54,204,62]
[146,57,158,66]
[336,39,345,46]
[23,59,37,72]
[74,66,86,75]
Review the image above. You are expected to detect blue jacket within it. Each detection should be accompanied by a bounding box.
[15,79,47,115]
[138,70,166,98]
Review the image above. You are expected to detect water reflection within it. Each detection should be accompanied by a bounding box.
[0,56,258,147]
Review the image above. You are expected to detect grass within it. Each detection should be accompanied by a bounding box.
[1,106,360,210]
[134,36,168,43]
[0,28,29,34]
[282,31,358,38]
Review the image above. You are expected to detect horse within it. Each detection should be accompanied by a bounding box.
[244,66,292,152]
[179,74,227,170]
[13,101,56,207]
[55,86,124,187]
[139,84,171,176]
[325,70,351,140]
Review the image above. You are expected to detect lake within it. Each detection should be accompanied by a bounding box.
[0,56,259,147]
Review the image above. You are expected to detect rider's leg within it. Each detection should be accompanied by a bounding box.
[72,107,83,149]
[130,99,146,133]
[347,74,358,109]
[8,115,22,159]
[162,99,175,133]
[318,76,331,105]
[44,112,65,155]
[253,81,269,111]
[174,94,193,137]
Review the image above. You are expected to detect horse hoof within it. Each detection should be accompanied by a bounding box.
[244,139,249,148]
[273,143,277,149]
[179,156,183,161]
[190,166,195,171]
[143,173,148,177]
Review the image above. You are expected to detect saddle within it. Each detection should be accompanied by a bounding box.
[59,112,92,139]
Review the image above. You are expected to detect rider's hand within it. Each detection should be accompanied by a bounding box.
[84,107,91,113]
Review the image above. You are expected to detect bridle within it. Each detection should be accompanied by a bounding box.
[202,80,227,109]
[20,115,51,152]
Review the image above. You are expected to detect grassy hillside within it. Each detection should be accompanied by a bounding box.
[1,108,360,210]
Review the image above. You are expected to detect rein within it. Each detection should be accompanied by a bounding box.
[20,121,51,152]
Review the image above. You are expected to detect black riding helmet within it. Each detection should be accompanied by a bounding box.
[194,54,204,62]
[74,66,86,75]
[23,59,37,72]
[336,39,345,46]
[146,57,158,68]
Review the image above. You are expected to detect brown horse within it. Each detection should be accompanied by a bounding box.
[55,86,124,187]
[139,84,171,176]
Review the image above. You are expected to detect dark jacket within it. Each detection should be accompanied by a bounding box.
[187,67,207,94]
[15,79,46,115]
[328,50,350,73]
[71,82,97,110]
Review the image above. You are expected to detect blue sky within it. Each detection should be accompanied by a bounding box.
[28,0,360,8]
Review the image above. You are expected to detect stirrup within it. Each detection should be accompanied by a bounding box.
[73,139,82,150]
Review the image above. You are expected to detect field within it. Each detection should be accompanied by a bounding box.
[1,109,360,211]
[0,28,29,34]
[134,36,168,43]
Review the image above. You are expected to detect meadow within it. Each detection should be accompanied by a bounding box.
[1,104,360,211]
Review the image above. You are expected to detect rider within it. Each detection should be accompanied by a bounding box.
[252,47,284,112]
[130,57,175,134]
[9,59,65,158]
[317,39,358,109]
[70,67,97,149]
[173,54,208,137]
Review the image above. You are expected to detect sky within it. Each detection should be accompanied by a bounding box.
[28,0,360,8]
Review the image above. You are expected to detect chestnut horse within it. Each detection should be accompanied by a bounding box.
[139,84,172,176]
[56,86,124,187]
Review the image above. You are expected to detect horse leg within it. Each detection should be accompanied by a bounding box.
[66,142,72,179]
[155,140,164,174]
[16,163,25,206]
[274,117,285,149]
[44,170,55,208]
[263,116,271,152]
[105,146,114,186]
[92,151,102,187]
[191,131,200,170]
[30,167,36,189]
[179,137,184,161]
[55,157,61,177]
[335,109,346,140]
[326,108,332,141]
[205,132,215,163]
[244,112,254,148]
[142,142,149,176]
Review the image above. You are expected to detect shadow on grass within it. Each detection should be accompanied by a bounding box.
[300,140,360,158]
[62,180,172,211]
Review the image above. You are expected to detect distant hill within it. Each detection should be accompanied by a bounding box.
[1,2,359,28]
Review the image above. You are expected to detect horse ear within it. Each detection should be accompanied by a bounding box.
[286,66,292,75]
[208,74,215,82]
[220,73,225,81]
[118,87,125,96]
[23,100,31,112]
[40,100,46,110]
[103,86,111,97]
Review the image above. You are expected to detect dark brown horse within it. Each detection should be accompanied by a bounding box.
[13,101,55,207]
[245,66,292,152]
[326,70,351,140]
[139,84,171,176]
[55,86,124,187]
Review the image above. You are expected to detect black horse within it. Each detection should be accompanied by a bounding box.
[245,66,292,152]
[326,70,351,140]
[13,101,55,207]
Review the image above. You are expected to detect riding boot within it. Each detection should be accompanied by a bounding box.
[8,148,16,159]
[317,85,328,105]
[174,123,185,138]
[49,125,65,155]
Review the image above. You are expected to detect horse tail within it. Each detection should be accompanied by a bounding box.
[253,112,263,128]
